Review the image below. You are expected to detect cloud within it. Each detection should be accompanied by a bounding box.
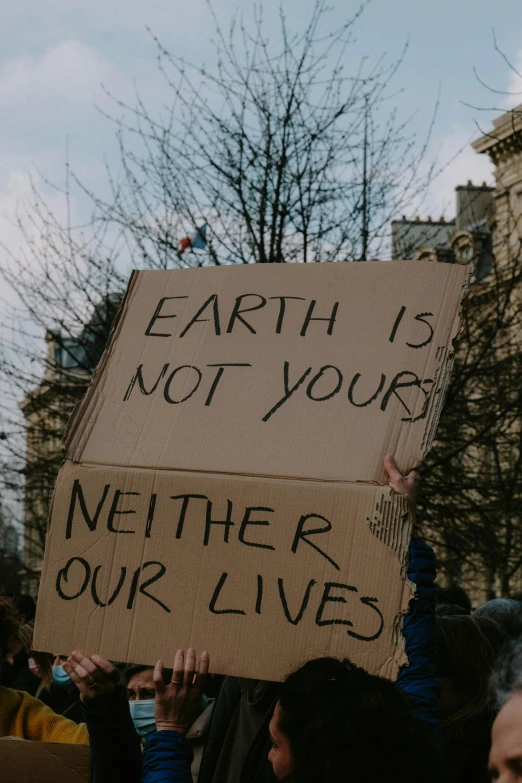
[0,40,122,116]
[499,49,522,110]
[413,126,495,221]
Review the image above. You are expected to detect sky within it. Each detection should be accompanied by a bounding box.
[2,0,522,525]
[1,0,522,268]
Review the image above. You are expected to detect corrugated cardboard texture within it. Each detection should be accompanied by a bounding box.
[34,261,470,681]
[0,739,92,783]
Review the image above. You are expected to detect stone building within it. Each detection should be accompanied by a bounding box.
[473,106,522,270]
[391,181,494,278]
[21,295,121,595]
[391,104,522,601]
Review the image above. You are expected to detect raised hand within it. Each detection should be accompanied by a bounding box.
[153,648,209,734]
[63,650,119,702]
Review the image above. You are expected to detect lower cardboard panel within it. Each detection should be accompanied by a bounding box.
[34,460,412,681]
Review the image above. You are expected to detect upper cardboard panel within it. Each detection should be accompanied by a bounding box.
[65,261,469,483]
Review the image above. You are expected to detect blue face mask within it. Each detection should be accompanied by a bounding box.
[129,699,156,737]
[52,664,75,689]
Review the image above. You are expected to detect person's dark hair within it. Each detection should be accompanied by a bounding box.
[436,615,510,728]
[473,598,522,640]
[435,585,471,613]
[277,657,446,783]
[0,596,20,658]
[436,603,470,617]
[10,594,36,624]
[490,636,522,711]
[124,663,173,686]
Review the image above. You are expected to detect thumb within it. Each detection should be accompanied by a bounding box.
[384,454,402,484]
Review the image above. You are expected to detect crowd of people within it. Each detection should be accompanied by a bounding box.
[2,457,522,782]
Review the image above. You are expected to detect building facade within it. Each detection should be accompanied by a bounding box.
[391,105,522,601]
[21,295,121,595]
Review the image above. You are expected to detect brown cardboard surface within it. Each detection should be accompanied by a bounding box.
[34,261,470,681]
[34,461,411,681]
[0,739,91,783]
[63,261,469,483]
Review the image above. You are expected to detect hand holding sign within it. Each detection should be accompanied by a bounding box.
[153,648,209,734]
[63,650,119,702]
[383,455,420,534]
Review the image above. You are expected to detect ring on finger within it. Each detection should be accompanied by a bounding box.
[87,681,98,689]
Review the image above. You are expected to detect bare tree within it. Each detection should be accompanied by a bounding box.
[0,0,438,590]
[86,0,436,267]
[419,205,522,598]
[0,173,126,590]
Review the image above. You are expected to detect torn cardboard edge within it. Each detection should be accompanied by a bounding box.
[62,269,140,456]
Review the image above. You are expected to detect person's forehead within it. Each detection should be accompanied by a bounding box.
[269,702,284,736]
[127,668,155,688]
[492,693,522,758]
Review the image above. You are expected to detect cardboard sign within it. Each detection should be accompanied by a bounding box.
[0,739,91,783]
[34,261,469,681]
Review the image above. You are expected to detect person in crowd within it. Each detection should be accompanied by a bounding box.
[267,656,448,783]
[28,650,53,700]
[0,601,40,696]
[474,598,522,640]
[0,596,87,742]
[436,613,510,782]
[489,636,522,781]
[62,650,142,783]
[46,653,85,721]
[125,662,214,779]
[197,455,444,783]
[10,594,36,627]
[436,585,472,614]
[136,648,449,783]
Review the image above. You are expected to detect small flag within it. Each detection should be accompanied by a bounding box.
[179,223,208,254]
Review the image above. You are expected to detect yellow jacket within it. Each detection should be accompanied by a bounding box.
[0,687,88,743]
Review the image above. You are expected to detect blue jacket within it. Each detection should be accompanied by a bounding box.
[143,731,194,783]
[397,537,440,732]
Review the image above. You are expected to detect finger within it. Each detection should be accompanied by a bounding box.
[183,648,196,686]
[194,651,209,688]
[153,660,166,696]
[384,454,403,484]
[62,661,82,687]
[91,655,119,681]
[172,649,184,685]
[70,651,98,678]
[67,658,97,687]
